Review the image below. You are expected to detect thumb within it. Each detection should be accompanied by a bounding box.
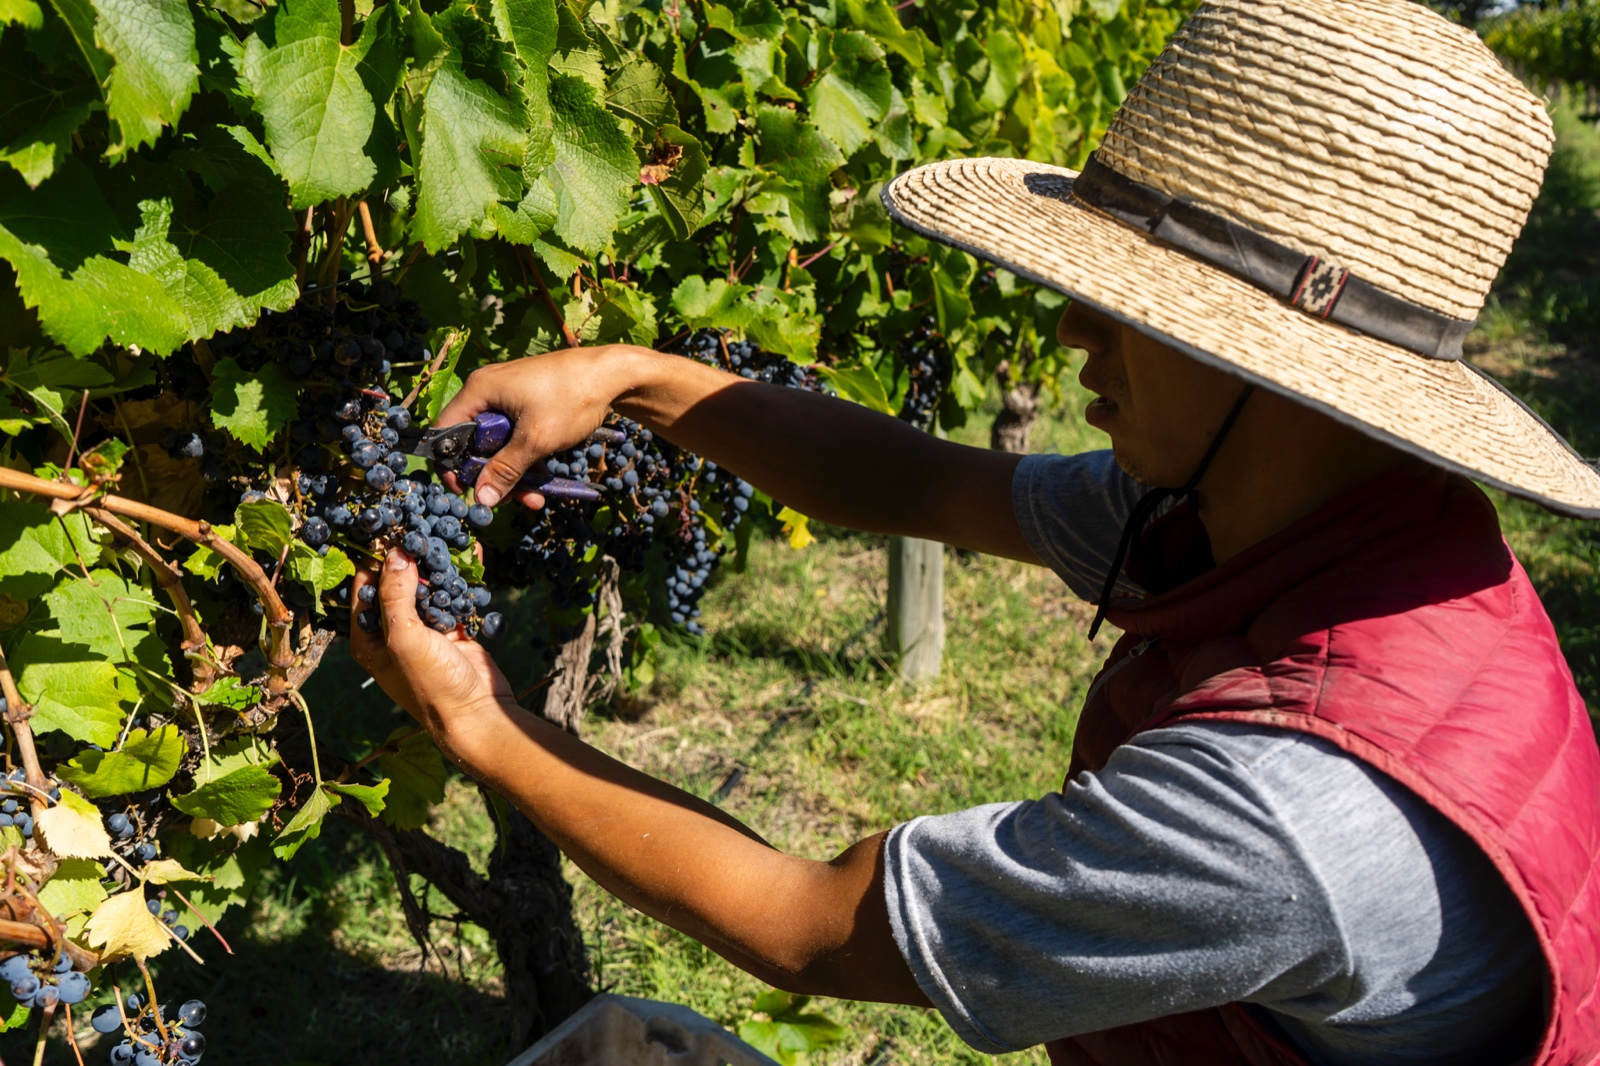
[377,550,428,645]
[472,420,544,508]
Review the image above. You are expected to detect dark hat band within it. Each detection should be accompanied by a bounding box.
[1057,156,1476,361]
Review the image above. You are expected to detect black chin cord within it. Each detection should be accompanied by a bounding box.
[1087,385,1257,641]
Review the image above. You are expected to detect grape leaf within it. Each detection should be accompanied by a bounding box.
[606,58,678,137]
[36,858,107,919]
[235,498,294,555]
[93,0,198,154]
[239,0,390,208]
[776,507,815,550]
[406,5,530,252]
[0,162,188,356]
[46,0,113,88]
[378,727,445,830]
[671,277,754,329]
[287,543,353,610]
[644,125,707,241]
[1,0,42,27]
[196,736,280,781]
[57,726,187,798]
[209,357,297,449]
[123,184,297,343]
[807,31,891,158]
[0,35,98,187]
[544,72,636,257]
[272,784,338,859]
[0,500,101,600]
[142,857,206,883]
[161,832,270,924]
[13,634,129,746]
[42,568,159,661]
[169,763,281,826]
[816,361,893,414]
[328,779,388,817]
[180,522,233,580]
[86,888,171,961]
[193,676,263,711]
[753,105,843,242]
[37,787,113,859]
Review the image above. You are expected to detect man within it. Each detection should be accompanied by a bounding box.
[351,0,1600,1062]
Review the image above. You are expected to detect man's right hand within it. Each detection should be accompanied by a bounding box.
[436,344,648,507]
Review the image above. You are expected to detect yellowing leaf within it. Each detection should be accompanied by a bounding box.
[142,858,206,884]
[776,508,814,550]
[85,889,171,961]
[37,788,113,859]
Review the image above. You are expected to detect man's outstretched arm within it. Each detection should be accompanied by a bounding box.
[438,344,1040,563]
[349,553,934,1007]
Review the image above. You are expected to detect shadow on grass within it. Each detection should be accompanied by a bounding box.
[0,816,519,1066]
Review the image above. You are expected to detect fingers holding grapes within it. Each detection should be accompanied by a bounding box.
[349,553,516,746]
[436,346,641,508]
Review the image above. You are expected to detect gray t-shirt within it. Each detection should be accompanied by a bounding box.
[884,452,1544,1064]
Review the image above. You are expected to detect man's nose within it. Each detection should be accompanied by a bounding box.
[1056,301,1117,353]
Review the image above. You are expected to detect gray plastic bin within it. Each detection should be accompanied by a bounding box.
[505,994,782,1066]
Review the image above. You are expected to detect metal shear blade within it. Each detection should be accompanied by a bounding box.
[399,422,477,470]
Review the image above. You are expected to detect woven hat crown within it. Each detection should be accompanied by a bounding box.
[1094,0,1554,321]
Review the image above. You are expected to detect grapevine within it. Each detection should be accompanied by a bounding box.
[0,0,1195,1054]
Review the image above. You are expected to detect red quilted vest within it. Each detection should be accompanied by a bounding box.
[1044,465,1600,1066]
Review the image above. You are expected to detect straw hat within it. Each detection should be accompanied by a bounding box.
[881,0,1600,518]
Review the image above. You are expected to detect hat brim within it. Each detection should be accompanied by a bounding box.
[882,158,1600,519]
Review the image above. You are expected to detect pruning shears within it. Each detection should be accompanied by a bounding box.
[401,411,624,502]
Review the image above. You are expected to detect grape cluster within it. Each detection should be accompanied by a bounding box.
[488,331,820,648]
[0,768,49,838]
[105,807,162,865]
[0,949,90,1010]
[895,315,953,429]
[162,281,502,641]
[146,895,189,942]
[93,994,206,1065]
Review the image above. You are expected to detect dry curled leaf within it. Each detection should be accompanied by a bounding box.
[86,889,172,961]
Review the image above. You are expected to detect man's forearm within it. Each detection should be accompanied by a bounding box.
[446,701,931,1006]
[604,346,1036,560]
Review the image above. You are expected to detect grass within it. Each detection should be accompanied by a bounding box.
[11,103,1598,1066]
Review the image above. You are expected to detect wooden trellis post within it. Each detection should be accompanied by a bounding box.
[888,534,945,682]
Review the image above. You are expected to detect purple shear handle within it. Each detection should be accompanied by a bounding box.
[472,411,514,454]
[457,457,602,502]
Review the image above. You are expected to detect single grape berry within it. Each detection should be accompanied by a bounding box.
[480,612,504,639]
[366,464,396,491]
[133,843,157,863]
[179,1032,206,1058]
[146,899,161,915]
[177,999,206,1027]
[91,1003,123,1034]
[387,407,411,431]
[467,503,493,528]
[57,970,90,1004]
[302,516,330,547]
[357,584,378,605]
[172,925,189,941]
[357,609,381,634]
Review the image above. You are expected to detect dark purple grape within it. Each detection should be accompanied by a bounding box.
[302,517,330,546]
[387,407,411,431]
[357,584,377,605]
[402,531,428,557]
[467,503,493,528]
[91,1004,123,1034]
[365,464,396,491]
[177,999,206,1027]
[179,1032,205,1058]
[357,609,381,633]
[480,612,504,639]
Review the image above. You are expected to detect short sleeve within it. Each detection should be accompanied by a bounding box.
[1011,452,1148,601]
[881,725,1348,1053]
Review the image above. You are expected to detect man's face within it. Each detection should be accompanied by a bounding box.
[1058,302,1246,487]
